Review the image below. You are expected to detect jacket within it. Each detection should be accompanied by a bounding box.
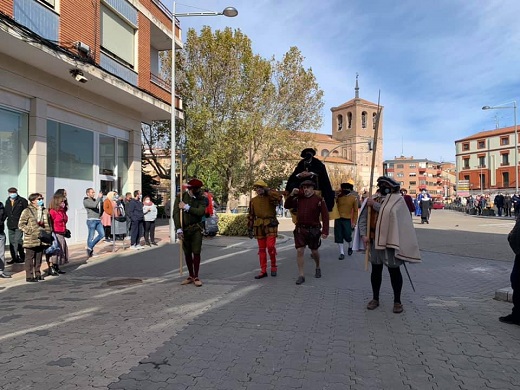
[0,201,4,235]
[143,204,158,222]
[173,192,206,230]
[18,204,52,248]
[128,199,144,222]
[4,195,28,229]
[83,196,103,219]
[49,208,68,234]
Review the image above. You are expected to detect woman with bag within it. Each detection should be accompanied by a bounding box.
[101,191,117,242]
[45,193,68,275]
[143,196,158,246]
[18,193,52,282]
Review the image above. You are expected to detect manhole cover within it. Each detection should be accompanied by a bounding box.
[106,278,143,287]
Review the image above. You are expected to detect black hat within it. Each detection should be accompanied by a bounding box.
[300,148,316,158]
[376,176,400,190]
[341,182,354,190]
[300,180,316,188]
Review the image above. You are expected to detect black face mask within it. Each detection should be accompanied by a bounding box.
[342,189,351,194]
[380,187,391,195]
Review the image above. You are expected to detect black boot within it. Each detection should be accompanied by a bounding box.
[53,264,66,274]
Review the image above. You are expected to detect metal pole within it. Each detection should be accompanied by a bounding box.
[515,101,518,194]
[169,1,177,244]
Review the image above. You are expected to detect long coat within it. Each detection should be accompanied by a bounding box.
[18,204,52,248]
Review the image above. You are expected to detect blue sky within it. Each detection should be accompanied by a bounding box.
[163,0,520,162]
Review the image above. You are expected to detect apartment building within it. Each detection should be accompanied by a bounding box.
[383,156,455,198]
[455,126,518,194]
[0,0,176,242]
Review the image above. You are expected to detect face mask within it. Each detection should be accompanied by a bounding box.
[114,195,119,200]
[37,200,44,207]
[9,193,17,199]
[381,187,391,195]
[342,189,351,194]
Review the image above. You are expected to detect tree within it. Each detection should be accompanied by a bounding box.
[143,27,324,207]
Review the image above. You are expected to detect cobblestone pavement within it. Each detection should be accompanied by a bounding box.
[0,211,519,389]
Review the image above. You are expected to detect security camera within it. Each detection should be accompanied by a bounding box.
[70,69,88,83]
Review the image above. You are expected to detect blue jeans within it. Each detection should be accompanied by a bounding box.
[86,219,105,250]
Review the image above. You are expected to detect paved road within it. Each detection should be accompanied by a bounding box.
[0,210,519,389]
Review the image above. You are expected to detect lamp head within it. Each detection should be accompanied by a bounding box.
[222,7,238,17]
[482,106,491,110]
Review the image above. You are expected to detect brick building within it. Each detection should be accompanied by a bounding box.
[0,0,176,242]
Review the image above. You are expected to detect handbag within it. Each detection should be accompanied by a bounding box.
[64,229,71,238]
[38,229,53,244]
[45,233,62,255]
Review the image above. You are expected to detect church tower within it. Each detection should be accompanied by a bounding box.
[330,75,384,189]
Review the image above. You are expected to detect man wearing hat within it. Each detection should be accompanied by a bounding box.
[4,187,28,264]
[173,178,207,287]
[284,180,329,285]
[355,176,421,313]
[334,179,358,260]
[247,179,283,279]
[285,148,335,213]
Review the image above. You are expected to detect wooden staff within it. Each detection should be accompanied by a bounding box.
[365,91,382,271]
[179,158,183,276]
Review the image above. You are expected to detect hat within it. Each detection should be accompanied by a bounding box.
[253,179,268,188]
[347,179,355,185]
[300,180,316,188]
[7,187,17,193]
[376,176,400,190]
[187,179,203,188]
[300,148,316,158]
[341,182,354,190]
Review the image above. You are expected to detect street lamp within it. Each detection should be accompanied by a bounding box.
[170,2,238,243]
[482,101,518,194]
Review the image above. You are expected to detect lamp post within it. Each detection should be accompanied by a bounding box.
[482,101,518,194]
[169,2,238,243]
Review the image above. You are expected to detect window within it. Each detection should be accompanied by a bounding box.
[0,107,29,196]
[101,5,135,67]
[477,140,485,149]
[479,156,486,167]
[99,135,116,175]
[372,112,377,129]
[503,172,510,187]
[347,112,352,129]
[361,111,367,128]
[463,159,470,169]
[396,172,404,178]
[337,115,343,131]
[396,164,404,169]
[409,164,416,168]
[501,136,510,146]
[409,181,416,186]
[409,172,417,177]
[321,149,329,157]
[118,140,129,194]
[47,121,94,180]
[462,143,470,151]
[39,0,55,8]
[502,154,509,165]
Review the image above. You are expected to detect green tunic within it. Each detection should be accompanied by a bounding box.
[173,192,207,254]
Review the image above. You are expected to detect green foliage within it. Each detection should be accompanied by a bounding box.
[217,213,249,236]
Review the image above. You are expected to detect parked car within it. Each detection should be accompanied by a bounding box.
[432,201,445,209]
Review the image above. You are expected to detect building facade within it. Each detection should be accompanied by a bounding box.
[455,126,519,194]
[0,0,176,242]
[383,156,456,199]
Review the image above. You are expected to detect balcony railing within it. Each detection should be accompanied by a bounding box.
[14,0,59,42]
[150,72,170,91]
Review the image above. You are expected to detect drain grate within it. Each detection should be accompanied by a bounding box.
[106,278,143,287]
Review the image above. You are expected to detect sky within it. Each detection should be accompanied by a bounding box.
[163,0,520,162]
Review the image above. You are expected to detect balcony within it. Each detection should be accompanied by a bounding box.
[14,0,58,42]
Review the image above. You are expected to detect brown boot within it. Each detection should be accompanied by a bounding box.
[367,299,379,310]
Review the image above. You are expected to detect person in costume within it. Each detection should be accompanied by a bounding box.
[247,179,283,279]
[355,176,421,314]
[418,189,432,223]
[173,178,208,287]
[284,180,329,285]
[285,148,335,212]
[334,180,358,259]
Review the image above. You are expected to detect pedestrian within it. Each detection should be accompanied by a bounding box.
[504,193,512,217]
[247,179,283,279]
[174,178,207,287]
[284,180,329,285]
[18,193,52,282]
[494,192,505,217]
[285,148,335,213]
[143,196,158,246]
[4,187,28,264]
[0,199,11,278]
[45,192,68,276]
[503,216,520,326]
[356,176,421,313]
[83,188,105,257]
[334,180,358,260]
[101,191,118,242]
[128,190,145,249]
[418,189,432,223]
[123,192,132,234]
[400,188,416,217]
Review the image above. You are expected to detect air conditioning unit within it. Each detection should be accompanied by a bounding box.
[74,41,91,55]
